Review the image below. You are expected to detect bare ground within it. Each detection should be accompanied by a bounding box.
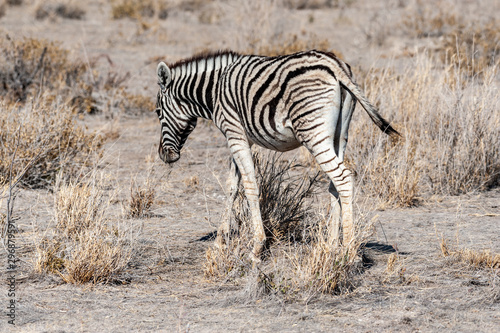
[1,0,500,332]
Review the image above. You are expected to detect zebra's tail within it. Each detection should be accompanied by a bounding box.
[338,72,400,137]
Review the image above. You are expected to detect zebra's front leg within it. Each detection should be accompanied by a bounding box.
[218,158,241,243]
[227,141,266,263]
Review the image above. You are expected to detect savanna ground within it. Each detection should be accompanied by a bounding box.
[1,0,499,332]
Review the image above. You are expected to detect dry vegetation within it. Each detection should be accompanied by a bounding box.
[35,173,134,284]
[0,0,499,330]
[205,152,370,298]
[34,0,85,20]
[441,237,500,270]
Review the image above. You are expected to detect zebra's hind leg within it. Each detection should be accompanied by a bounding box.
[327,181,341,246]
[328,88,355,246]
[310,145,354,251]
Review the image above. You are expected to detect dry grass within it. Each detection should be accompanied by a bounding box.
[0,35,153,188]
[35,173,133,284]
[205,152,370,297]
[349,52,499,207]
[440,238,500,270]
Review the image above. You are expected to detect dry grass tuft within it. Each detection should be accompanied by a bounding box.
[440,238,500,270]
[128,186,155,218]
[126,163,156,218]
[0,35,134,115]
[55,179,105,238]
[35,174,133,284]
[440,22,500,79]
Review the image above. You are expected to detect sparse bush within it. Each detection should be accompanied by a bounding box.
[110,0,155,20]
[126,161,157,218]
[35,0,85,20]
[118,91,154,115]
[401,1,458,38]
[205,152,369,297]
[0,36,93,109]
[233,152,320,247]
[55,178,105,238]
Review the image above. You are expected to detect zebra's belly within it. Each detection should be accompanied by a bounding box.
[246,120,301,152]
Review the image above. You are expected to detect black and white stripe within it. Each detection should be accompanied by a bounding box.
[155,50,399,259]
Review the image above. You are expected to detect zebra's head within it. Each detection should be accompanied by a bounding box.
[156,62,197,164]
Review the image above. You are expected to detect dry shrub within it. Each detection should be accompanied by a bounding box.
[0,97,103,188]
[0,1,6,18]
[0,36,89,107]
[283,0,350,10]
[110,0,168,20]
[440,238,500,270]
[55,179,104,237]
[34,0,85,20]
[35,174,133,284]
[0,35,131,114]
[117,91,154,115]
[205,152,369,297]
[351,53,500,206]
[402,2,500,79]
[234,152,320,247]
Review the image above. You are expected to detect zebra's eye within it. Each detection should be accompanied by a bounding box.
[155,108,161,117]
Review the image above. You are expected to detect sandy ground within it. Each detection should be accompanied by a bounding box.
[1,0,499,332]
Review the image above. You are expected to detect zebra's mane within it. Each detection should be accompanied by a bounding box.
[169,50,241,74]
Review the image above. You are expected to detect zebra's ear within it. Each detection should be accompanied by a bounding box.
[157,62,171,90]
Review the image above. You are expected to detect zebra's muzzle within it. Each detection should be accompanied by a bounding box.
[158,145,180,164]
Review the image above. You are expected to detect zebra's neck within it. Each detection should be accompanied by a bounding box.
[169,51,241,119]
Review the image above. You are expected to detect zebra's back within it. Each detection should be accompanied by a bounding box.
[213,50,352,151]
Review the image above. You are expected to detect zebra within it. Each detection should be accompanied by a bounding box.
[155,50,399,261]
